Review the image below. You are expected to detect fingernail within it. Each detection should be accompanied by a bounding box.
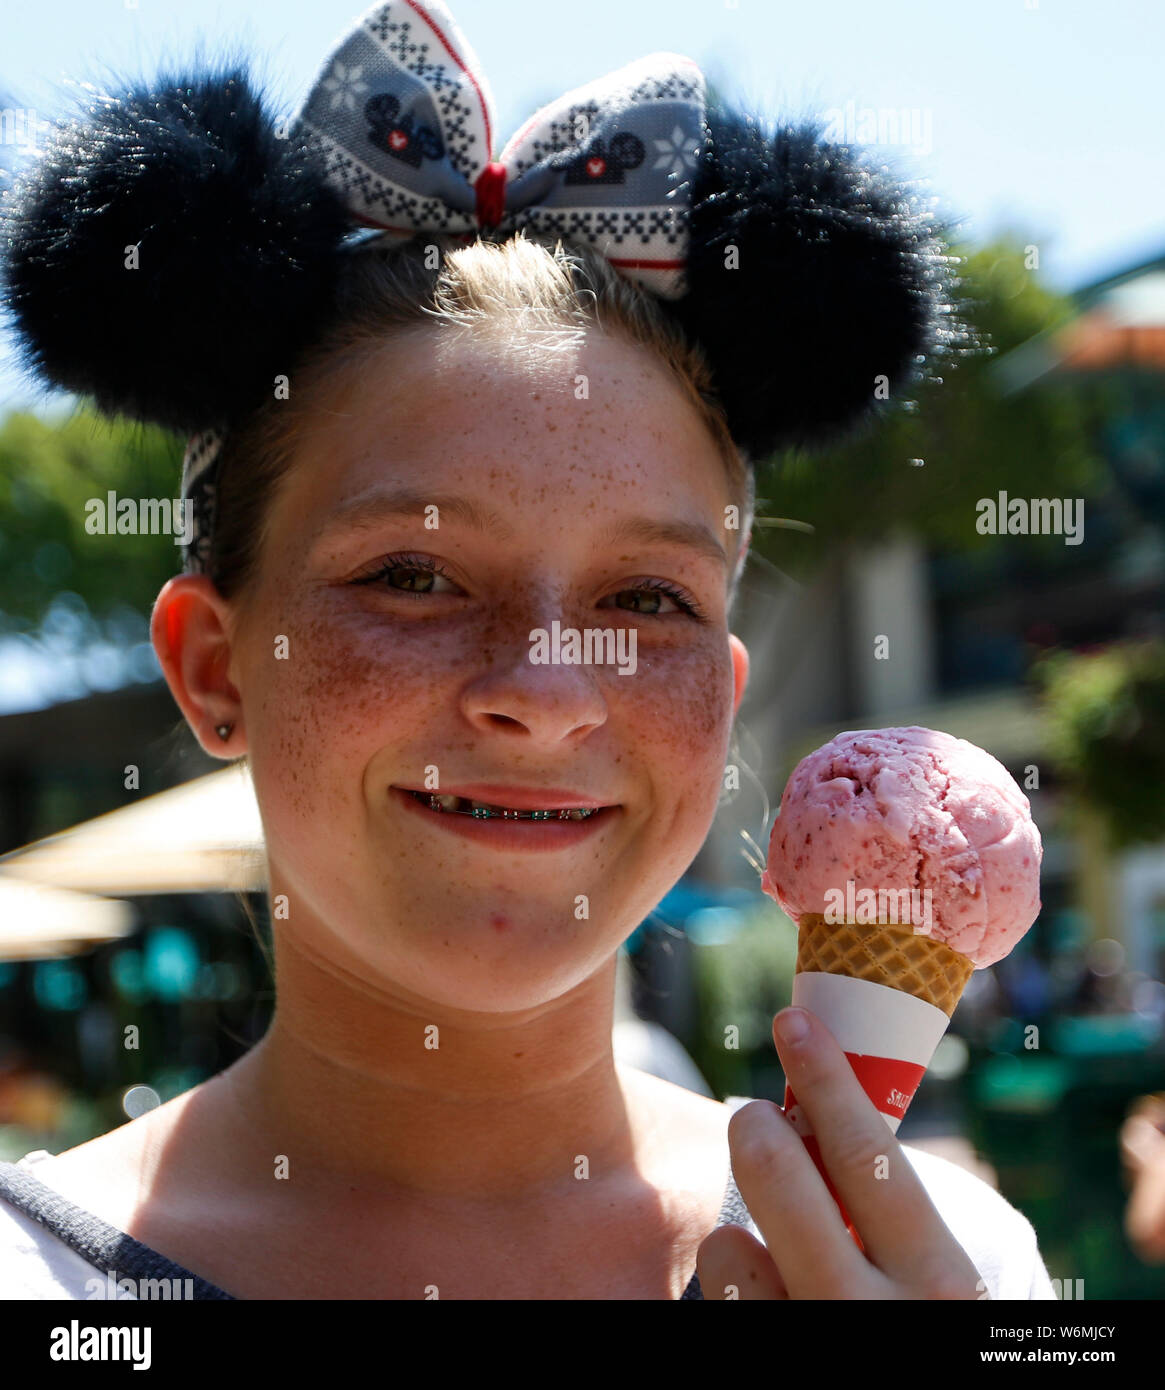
[776,1007,810,1046]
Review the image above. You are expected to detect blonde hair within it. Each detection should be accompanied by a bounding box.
[211,231,754,607]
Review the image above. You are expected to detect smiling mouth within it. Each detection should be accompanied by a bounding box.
[401,790,607,821]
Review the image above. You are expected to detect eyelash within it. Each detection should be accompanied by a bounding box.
[350,551,707,621]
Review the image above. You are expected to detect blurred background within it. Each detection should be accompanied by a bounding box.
[1,0,1163,1298]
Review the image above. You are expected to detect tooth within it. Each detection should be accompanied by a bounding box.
[436,798,599,821]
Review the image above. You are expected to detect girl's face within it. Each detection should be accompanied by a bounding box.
[227,326,749,1012]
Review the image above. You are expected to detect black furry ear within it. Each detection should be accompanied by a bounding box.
[0,58,352,436]
[674,104,973,460]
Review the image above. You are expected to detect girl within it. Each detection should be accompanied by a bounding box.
[0,0,1055,1299]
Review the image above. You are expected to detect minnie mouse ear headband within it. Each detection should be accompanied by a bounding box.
[0,0,970,577]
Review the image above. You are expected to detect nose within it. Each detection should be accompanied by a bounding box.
[461,647,610,742]
[459,593,614,742]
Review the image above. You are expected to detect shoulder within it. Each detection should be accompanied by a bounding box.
[897,1143,1057,1299]
[0,1157,111,1299]
[613,1021,716,1098]
[13,1087,203,1232]
[617,1062,737,1135]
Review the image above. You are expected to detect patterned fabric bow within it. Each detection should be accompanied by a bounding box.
[181,0,706,573]
[294,0,706,298]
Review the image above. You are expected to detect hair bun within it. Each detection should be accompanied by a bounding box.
[676,105,972,460]
[0,58,352,436]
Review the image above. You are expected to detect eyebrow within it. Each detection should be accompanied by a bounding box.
[314,486,729,570]
[317,488,511,541]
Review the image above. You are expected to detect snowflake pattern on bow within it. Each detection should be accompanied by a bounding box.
[321,60,370,113]
[653,124,702,180]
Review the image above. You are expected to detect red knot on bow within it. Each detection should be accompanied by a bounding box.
[473,161,507,231]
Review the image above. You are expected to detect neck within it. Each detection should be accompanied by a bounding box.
[217,922,651,1207]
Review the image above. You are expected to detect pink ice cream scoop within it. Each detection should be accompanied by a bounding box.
[760,726,1042,967]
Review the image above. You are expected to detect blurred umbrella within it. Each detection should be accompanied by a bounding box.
[0,874,134,960]
[0,763,265,894]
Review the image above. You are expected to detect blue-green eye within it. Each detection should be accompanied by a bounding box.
[350,553,457,597]
[350,554,706,620]
[602,580,704,619]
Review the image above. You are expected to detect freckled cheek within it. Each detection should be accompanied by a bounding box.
[624,641,735,805]
[242,609,449,817]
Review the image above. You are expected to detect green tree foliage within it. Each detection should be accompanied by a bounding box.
[1035,638,1165,848]
[752,235,1110,581]
[0,408,184,622]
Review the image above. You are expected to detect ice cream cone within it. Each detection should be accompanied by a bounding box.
[795,913,974,1018]
[782,913,975,1250]
[762,726,1042,1252]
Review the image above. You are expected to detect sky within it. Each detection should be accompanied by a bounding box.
[0,0,1163,417]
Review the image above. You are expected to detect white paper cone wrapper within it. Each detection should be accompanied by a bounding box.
[784,971,952,1137]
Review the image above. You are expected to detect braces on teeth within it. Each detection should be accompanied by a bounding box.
[414,792,597,820]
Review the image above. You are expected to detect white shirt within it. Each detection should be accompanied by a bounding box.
[0,1101,1059,1300]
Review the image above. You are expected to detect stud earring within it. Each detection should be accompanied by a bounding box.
[215,723,233,741]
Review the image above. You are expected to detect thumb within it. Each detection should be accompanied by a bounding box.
[695,1223,788,1300]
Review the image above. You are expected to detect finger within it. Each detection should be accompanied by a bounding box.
[695,1223,788,1300]
[1125,1156,1165,1263]
[1123,1114,1165,1168]
[727,1097,871,1298]
[774,1006,979,1296]
[1128,1094,1165,1130]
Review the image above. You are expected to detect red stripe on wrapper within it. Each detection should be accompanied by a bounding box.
[798,1129,866,1254]
[846,1052,927,1120]
[783,1051,928,1253]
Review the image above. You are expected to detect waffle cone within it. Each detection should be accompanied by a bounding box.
[795,913,974,1018]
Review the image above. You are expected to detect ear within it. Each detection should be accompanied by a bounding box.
[729,633,750,721]
[150,575,245,757]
